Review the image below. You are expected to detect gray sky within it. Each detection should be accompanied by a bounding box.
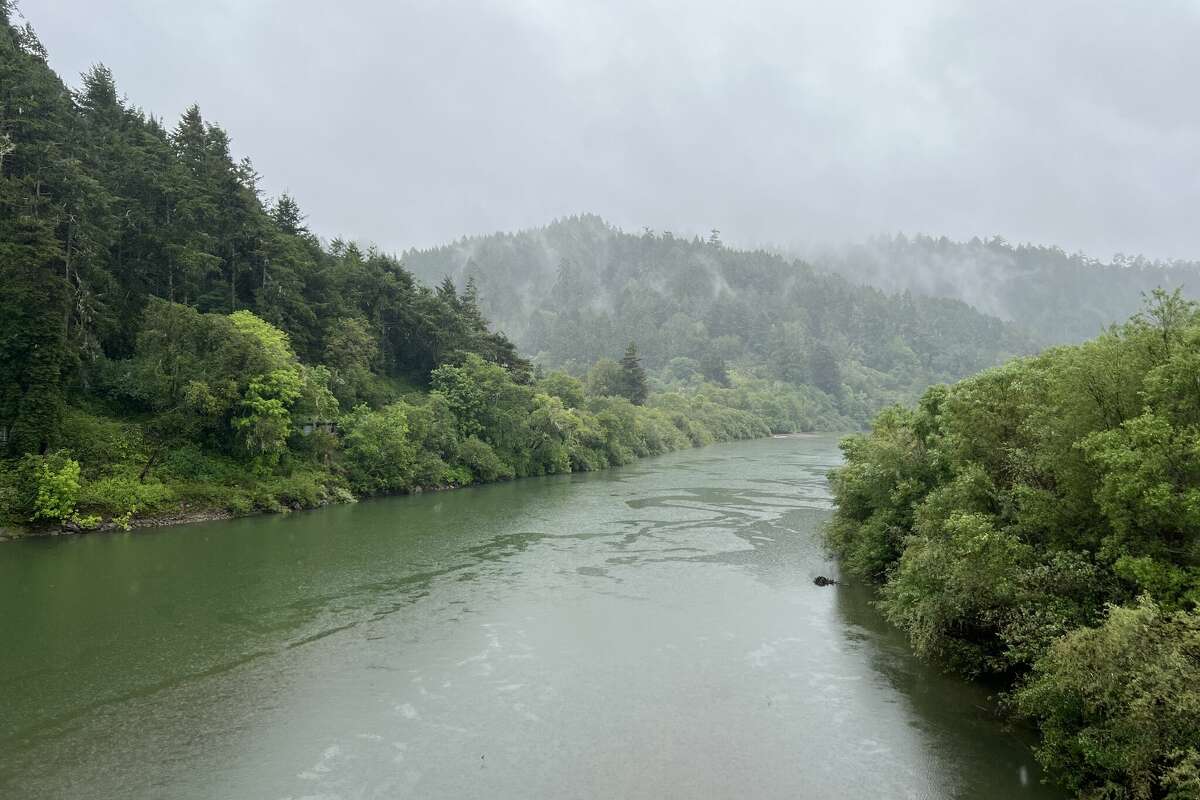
[22,0,1200,259]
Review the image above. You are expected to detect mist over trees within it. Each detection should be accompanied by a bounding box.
[403,215,1036,424]
[809,234,1200,345]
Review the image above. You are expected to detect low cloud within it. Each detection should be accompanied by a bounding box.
[26,0,1200,259]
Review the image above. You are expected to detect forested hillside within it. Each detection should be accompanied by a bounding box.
[0,9,818,532]
[0,8,531,449]
[826,290,1200,798]
[403,216,1036,422]
[811,234,1200,345]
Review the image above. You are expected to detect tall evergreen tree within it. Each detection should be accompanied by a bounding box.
[620,341,648,405]
[0,8,76,453]
[269,193,306,235]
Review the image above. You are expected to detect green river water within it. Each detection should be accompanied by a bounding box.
[0,434,1065,799]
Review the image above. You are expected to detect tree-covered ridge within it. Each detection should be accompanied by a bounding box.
[825,291,1200,799]
[813,234,1200,345]
[401,215,1037,425]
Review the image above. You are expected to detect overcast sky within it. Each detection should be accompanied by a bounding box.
[21,0,1200,259]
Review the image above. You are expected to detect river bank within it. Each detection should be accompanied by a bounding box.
[0,506,236,541]
[1,479,486,541]
[4,430,842,542]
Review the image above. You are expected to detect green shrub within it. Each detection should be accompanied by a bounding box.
[69,513,102,530]
[1015,599,1200,800]
[327,486,356,506]
[169,480,231,509]
[58,408,143,475]
[248,486,284,513]
[411,453,450,487]
[441,464,473,486]
[24,452,81,523]
[404,394,460,464]
[265,471,329,509]
[338,403,418,494]
[879,512,1032,675]
[287,428,340,466]
[538,371,586,409]
[225,493,254,515]
[458,436,514,482]
[159,445,241,482]
[77,475,176,517]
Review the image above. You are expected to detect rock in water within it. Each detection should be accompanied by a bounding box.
[813,576,838,587]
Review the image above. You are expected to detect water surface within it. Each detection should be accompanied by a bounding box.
[0,435,1063,799]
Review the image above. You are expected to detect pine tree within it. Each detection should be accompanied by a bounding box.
[620,341,648,405]
[459,276,487,333]
[0,10,78,453]
[172,104,209,171]
[437,275,459,306]
[269,193,307,235]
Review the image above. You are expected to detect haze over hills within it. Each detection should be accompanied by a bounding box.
[807,235,1200,345]
[402,214,1200,422]
[407,216,1200,357]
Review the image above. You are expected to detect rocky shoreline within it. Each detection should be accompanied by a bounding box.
[0,481,476,542]
[1,507,236,541]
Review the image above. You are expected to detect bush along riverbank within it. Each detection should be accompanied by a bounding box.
[824,290,1200,799]
[0,304,845,539]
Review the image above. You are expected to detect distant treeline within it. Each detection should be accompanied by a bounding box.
[402,215,1037,426]
[826,291,1200,799]
[811,233,1199,345]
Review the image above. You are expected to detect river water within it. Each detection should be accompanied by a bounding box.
[0,435,1064,799]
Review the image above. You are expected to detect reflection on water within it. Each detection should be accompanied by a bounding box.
[833,581,1048,798]
[0,435,1064,799]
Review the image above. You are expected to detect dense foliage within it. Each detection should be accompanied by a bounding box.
[826,291,1200,798]
[814,234,1199,345]
[0,10,847,532]
[402,216,1036,425]
[0,7,527,460]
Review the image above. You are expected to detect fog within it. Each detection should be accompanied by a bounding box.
[24,0,1200,259]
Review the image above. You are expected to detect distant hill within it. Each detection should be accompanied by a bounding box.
[403,215,1036,423]
[807,234,1199,345]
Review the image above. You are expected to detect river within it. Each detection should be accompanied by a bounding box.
[0,435,1064,799]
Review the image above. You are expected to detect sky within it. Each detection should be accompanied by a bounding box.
[20,0,1200,260]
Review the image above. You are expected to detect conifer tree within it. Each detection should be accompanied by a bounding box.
[620,341,648,405]
[269,193,306,235]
